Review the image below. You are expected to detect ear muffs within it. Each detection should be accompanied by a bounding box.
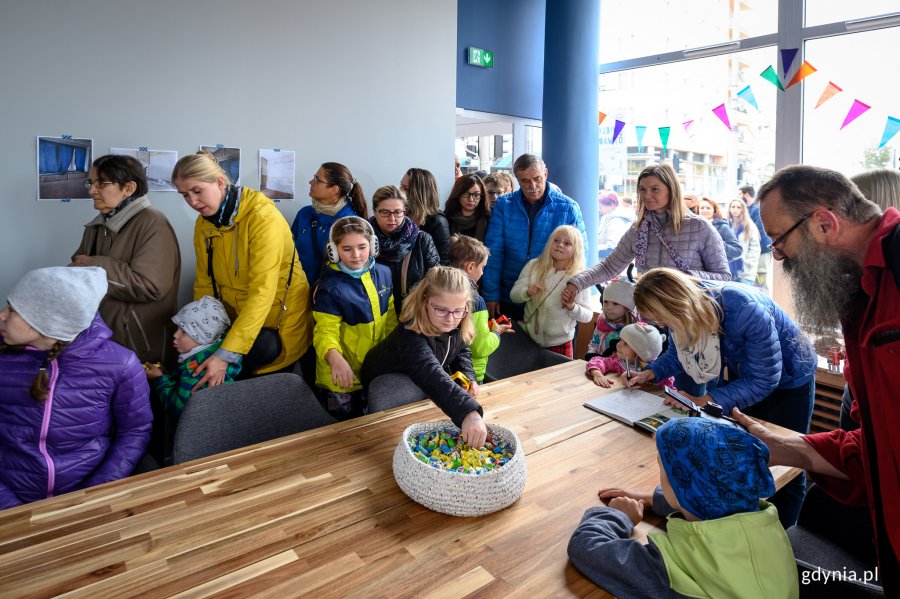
[326,216,379,264]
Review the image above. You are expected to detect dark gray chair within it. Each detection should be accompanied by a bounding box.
[484,321,572,381]
[367,373,428,413]
[173,373,336,464]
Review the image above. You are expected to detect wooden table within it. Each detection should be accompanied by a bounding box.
[0,361,800,598]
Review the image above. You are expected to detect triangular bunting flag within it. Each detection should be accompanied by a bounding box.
[712,103,731,130]
[786,61,816,89]
[877,116,900,148]
[658,127,671,154]
[635,126,647,151]
[841,100,871,130]
[598,111,607,126]
[682,120,695,134]
[780,48,798,77]
[737,85,759,111]
[814,81,843,109]
[612,120,625,143]
[760,65,784,91]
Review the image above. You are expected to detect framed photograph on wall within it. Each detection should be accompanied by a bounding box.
[200,145,241,186]
[258,148,295,200]
[36,136,93,200]
[110,147,179,192]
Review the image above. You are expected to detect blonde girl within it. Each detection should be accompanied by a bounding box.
[313,216,397,419]
[727,199,761,285]
[361,266,486,448]
[511,225,593,357]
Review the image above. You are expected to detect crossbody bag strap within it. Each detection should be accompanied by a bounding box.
[273,249,297,330]
[206,237,220,300]
[400,251,412,296]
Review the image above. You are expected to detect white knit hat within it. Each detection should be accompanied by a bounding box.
[172,295,230,345]
[620,322,666,362]
[7,266,108,342]
[603,278,636,312]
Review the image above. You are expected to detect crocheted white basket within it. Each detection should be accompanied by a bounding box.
[393,420,527,517]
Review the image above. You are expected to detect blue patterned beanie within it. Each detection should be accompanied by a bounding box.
[656,418,775,520]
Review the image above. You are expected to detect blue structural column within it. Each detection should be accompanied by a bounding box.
[542,0,600,266]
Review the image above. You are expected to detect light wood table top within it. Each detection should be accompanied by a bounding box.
[0,360,800,598]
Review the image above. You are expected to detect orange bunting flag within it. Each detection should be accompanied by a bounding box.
[598,111,607,126]
[786,61,817,89]
[814,81,843,109]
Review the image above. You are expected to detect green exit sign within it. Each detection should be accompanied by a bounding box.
[467,47,494,69]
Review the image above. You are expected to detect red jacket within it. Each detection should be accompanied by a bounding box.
[802,208,900,575]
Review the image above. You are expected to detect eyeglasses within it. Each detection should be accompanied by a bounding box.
[376,208,405,219]
[311,175,330,185]
[428,301,468,320]
[768,211,815,255]
[83,179,115,190]
[463,192,482,201]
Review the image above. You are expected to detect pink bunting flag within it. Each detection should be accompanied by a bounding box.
[878,116,900,148]
[612,119,626,143]
[712,103,731,130]
[682,120,695,134]
[814,81,843,109]
[780,48,798,77]
[841,100,871,130]
[786,61,817,89]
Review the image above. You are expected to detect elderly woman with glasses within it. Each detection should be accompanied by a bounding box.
[70,154,181,365]
[369,185,440,315]
[444,174,491,241]
[291,162,368,287]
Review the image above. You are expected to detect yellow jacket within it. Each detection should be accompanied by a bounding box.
[193,187,311,373]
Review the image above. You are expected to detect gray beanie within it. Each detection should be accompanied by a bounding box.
[603,278,636,312]
[7,266,108,342]
[172,295,230,345]
[620,322,665,362]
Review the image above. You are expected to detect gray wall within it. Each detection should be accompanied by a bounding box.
[0,0,457,301]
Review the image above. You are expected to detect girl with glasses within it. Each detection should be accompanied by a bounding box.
[369,185,440,316]
[511,225,593,358]
[444,174,491,241]
[291,162,369,287]
[362,266,487,448]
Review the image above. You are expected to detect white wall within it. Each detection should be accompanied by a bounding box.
[0,0,457,301]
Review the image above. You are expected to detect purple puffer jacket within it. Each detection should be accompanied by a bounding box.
[0,314,152,510]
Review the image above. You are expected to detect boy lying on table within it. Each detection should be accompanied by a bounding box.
[567,417,799,598]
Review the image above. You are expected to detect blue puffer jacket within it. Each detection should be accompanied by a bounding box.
[0,314,152,509]
[291,203,361,286]
[649,282,815,412]
[482,187,587,303]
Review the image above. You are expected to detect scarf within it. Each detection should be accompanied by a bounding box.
[372,216,419,263]
[448,212,487,240]
[203,185,240,228]
[312,196,348,217]
[634,211,690,271]
[337,256,376,279]
[102,195,139,222]
[673,328,722,384]
[178,341,215,364]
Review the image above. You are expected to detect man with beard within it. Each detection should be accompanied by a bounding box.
[732,164,900,594]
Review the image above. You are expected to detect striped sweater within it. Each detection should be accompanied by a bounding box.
[151,340,242,416]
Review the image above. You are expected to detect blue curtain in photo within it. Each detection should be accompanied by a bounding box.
[74,146,88,172]
[57,144,75,173]
[221,158,240,184]
[39,139,61,174]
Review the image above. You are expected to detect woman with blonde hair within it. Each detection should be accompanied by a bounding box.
[401,167,451,264]
[851,167,900,211]
[361,266,486,447]
[562,163,729,308]
[624,267,815,528]
[727,199,761,285]
[511,225,593,358]
[172,151,312,383]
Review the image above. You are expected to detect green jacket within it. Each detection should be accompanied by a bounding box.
[469,287,500,382]
[650,502,798,598]
[151,339,242,416]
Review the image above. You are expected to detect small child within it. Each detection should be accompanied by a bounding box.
[313,216,397,419]
[449,234,512,382]
[568,418,799,598]
[145,295,241,416]
[361,266,486,448]
[587,322,672,389]
[510,225,593,358]
[584,277,636,361]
